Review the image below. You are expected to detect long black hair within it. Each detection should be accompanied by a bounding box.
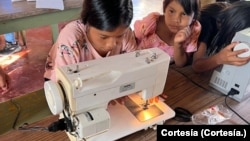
[198,2,231,51]
[80,0,133,31]
[208,1,250,55]
[163,0,200,21]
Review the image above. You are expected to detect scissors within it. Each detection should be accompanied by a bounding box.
[173,107,193,122]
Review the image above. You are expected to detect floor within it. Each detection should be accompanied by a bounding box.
[0,26,52,102]
[0,0,162,103]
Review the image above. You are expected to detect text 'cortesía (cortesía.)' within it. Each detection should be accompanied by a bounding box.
[157,125,249,140]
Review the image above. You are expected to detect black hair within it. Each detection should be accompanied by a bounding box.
[198,2,231,50]
[163,0,200,21]
[80,0,133,31]
[216,0,241,3]
[208,1,250,55]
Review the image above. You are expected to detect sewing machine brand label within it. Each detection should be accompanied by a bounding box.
[120,83,135,93]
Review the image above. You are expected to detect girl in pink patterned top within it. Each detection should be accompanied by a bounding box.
[134,0,201,67]
[44,0,137,81]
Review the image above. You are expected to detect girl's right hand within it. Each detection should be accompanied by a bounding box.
[174,26,191,46]
[216,42,250,66]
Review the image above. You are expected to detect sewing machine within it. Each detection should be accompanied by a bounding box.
[44,48,175,141]
[210,27,250,102]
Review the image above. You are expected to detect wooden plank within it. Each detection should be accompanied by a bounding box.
[0,8,81,34]
[0,99,19,134]
[0,89,52,135]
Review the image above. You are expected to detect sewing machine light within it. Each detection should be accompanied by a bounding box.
[140,110,152,121]
[138,106,162,121]
[124,93,164,122]
[44,81,64,115]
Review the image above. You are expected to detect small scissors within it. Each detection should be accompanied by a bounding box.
[173,107,193,122]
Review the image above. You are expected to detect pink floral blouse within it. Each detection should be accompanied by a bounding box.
[134,12,201,62]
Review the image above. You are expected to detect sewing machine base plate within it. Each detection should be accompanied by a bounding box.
[124,94,164,122]
[68,93,175,141]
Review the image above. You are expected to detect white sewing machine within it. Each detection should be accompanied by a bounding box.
[44,48,175,141]
[209,27,250,102]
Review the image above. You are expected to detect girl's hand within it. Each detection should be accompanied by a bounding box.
[174,26,191,47]
[216,42,250,66]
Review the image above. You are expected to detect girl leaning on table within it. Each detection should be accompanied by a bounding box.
[134,0,201,67]
[192,1,250,73]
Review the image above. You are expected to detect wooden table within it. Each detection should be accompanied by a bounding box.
[0,65,250,140]
[0,0,83,42]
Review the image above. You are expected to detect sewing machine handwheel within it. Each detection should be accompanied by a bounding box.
[44,81,64,115]
[233,42,250,58]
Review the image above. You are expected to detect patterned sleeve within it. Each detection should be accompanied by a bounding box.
[122,28,138,53]
[134,12,160,44]
[44,21,85,81]
[185,20,202,53]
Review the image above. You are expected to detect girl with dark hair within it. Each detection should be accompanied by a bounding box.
[134,0,201,67]
[44,0,137,81]
[192,1,250,72]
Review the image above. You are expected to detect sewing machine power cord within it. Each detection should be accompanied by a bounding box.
[171,66,250,125]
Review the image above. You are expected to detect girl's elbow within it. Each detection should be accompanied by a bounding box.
[175,61,187,68]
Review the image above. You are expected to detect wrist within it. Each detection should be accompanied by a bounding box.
[213,54,222,65]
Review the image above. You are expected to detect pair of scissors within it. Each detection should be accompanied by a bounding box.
[173,107,193,122]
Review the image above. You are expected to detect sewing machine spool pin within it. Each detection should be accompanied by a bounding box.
[145,52,158,64]
[67,65,79,73]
